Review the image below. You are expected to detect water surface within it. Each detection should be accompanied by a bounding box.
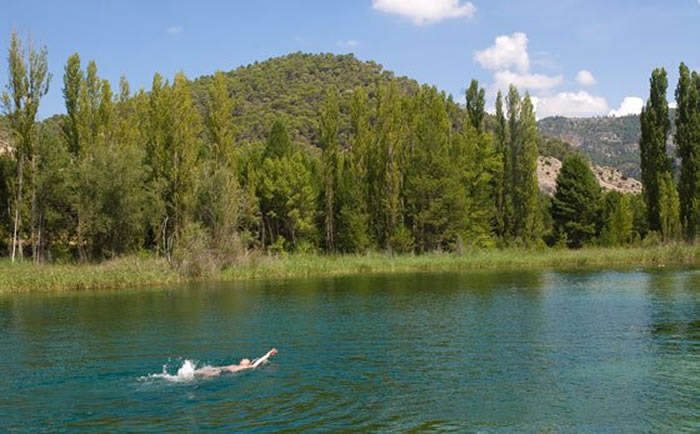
[1,269,698,431]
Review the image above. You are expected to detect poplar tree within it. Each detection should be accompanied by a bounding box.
[516,94,542,243]
[659,172,681,241]
[62,53,82,155]
[1,31,51,262]
[373,82,406,248]
[404,86,455,251]
[319,87,340,252]
[335,87,371,252]
[200,70,241,250]
[465,79,486,132]
[639,68,671,233]
[205,70,235,165]
[674,63,700,240]
[493,90,508,238]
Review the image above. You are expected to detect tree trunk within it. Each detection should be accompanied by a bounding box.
[31,155,38,263]
[11,154,24,263]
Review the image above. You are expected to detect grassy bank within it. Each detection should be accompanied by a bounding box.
[0,244,697,293]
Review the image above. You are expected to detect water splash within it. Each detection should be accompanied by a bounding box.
[141,360,201,383]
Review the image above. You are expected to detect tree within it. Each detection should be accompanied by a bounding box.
[334,87,371,253]
[319,87,340,252]
[674,63,700,240]
[204,70,236,165]
[659,172,681,242]
[493,90,508,238]
[1,31,51,262]
[62,53,82,155]
[551,154,601,248]
[639,68,671,233]
[465,79,486,132]
[258,120,317,251]
[144,72,202,257]
[403,86,456,252]
[514,94,541,243]
[372,82,406,248]
[600,192,634,246]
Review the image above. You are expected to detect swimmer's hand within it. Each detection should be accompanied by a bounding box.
[251,348,278,369]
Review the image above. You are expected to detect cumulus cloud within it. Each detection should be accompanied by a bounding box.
[166,26,183,34]
[608,97,644,117]
[575,70,597,86]
[475,32,615,119]
[337,40,359,48]
[494,70,563,91]
[532,91,609,119]
[372,0,476,25]
[475,32,530,73]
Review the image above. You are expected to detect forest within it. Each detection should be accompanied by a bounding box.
[0,32,698,276]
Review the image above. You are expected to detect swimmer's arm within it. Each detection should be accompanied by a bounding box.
[251,348,278,369]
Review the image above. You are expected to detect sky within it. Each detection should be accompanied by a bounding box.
[1,0,699,119]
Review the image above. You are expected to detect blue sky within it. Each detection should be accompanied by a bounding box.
[2,0,699,119]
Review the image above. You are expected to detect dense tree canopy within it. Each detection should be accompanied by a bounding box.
[0,39,696,267]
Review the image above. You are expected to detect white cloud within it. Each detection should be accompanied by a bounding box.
[532,91,609,119]
[166,26,183,34]
[608,97,644,117]
[337,40,359,48]
[575,70,597,86]
[372,0,475,25]
[494,70,563,91]
[474,32,529,73]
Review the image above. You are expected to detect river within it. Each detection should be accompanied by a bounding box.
[1,269,698,431]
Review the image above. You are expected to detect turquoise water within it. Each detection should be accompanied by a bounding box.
[1,269,698,431]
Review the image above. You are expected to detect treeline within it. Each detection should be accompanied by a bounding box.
[0,33,697,269]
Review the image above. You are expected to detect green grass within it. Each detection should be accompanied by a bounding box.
[0,244,697,293]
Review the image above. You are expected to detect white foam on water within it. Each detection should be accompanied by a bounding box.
[140,359,205,383]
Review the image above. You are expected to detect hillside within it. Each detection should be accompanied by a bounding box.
[190,52,421,146]
[537,156,642,196]
[537,111,677,178]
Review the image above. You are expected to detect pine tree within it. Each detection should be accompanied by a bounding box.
[674,63,700,240]
[551,154,601,248]
[639,68,671,234]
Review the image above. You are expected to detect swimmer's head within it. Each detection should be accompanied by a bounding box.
[239,358,251,366]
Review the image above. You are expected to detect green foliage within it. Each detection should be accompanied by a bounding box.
[258,121,318,252]
[599,192,634,246]
[551,153,602,248]
[640,68,672,233]
[659,172,681,241]
[674,63,700,241]
[465,79,486,132]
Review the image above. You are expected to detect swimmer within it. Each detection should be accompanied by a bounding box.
[195,348,278,377]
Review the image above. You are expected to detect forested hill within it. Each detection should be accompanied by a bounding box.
[190,52,420,146]
[537,111,677,178]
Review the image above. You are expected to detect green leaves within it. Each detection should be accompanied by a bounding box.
[551,154,601,248]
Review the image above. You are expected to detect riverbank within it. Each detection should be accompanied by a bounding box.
[0,244,697,293]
